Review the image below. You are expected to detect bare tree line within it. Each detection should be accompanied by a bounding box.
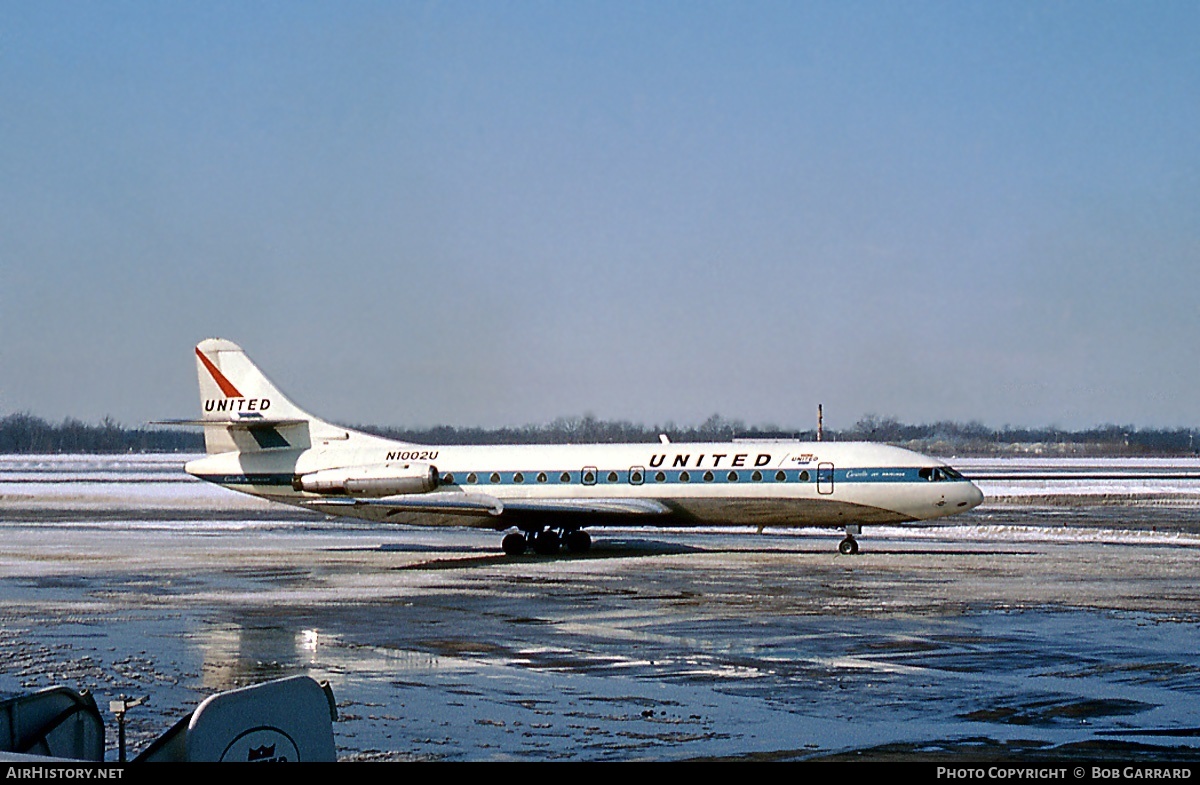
[2,411,1196,456]
[0,413,202,453]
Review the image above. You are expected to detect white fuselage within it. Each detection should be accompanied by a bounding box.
[187,436,984,530]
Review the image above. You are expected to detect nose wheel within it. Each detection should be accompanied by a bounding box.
[838,524,861,555]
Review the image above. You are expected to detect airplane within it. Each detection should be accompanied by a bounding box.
[176,338,984,556]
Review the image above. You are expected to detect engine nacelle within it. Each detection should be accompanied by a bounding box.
[295,462,439,497]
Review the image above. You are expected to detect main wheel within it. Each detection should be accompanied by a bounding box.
[564,529,591,553]
[502,532,527,556]
[838,537,859,555]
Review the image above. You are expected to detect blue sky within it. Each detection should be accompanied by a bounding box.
[3,1,1198,431]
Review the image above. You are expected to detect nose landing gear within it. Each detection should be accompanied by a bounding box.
[838,524,861,555]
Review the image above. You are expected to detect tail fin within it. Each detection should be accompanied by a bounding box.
[194,338,329,455]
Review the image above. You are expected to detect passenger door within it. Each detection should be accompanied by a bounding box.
[817,462,835,494]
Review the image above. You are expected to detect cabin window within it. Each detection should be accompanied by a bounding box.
[655,471,666,482]
[799,470,810,481]
[629,468,644,485]
[775,470,786,482]
[607,471,619,483]
[751,470,763,482]
[583,468,597,485]
[703,471,714,482]
[560,471,571,483]
[513,472,525,483]
[490,472,501,484]
[443,473,455,485]
[727,471,738,482]
[536,472,548,483]
[679,471,691,482]
[467,472,478,484]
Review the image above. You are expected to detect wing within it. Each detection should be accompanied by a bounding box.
[306,492,673,522]
[502,497,672,516]
[308,492,505,517]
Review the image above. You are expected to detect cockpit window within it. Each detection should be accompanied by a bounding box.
[920,466,964,482]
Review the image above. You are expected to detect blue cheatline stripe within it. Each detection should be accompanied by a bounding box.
[196,467,968,488]
[446,469,812,487]
[442,467,962,487]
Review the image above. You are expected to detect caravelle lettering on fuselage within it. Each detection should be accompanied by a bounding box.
[204,397,273,413]
[178,338,986,556]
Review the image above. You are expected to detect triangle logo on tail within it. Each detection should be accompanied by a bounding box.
[196,347,243,398]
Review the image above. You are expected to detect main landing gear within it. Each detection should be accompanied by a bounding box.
[838,524,861,555]
[502,527,591,556]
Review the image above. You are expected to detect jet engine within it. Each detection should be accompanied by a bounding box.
[294,462,439,497]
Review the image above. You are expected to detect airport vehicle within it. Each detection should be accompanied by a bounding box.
[178,339,984,555]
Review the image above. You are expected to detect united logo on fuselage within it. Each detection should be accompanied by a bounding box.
[648,453,773,468]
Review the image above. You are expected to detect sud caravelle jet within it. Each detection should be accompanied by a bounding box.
[177,339,984,555]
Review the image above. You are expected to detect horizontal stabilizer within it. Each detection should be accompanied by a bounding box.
[151,417,309,429]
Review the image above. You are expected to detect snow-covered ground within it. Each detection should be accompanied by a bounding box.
[953,456,1200,503]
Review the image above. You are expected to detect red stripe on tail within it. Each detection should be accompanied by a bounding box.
[195,347,243,398]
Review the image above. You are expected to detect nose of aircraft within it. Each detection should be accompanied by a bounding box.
[958,480,985,511]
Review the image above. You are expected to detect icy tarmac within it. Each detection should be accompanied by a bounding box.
[1,454,1199,761]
